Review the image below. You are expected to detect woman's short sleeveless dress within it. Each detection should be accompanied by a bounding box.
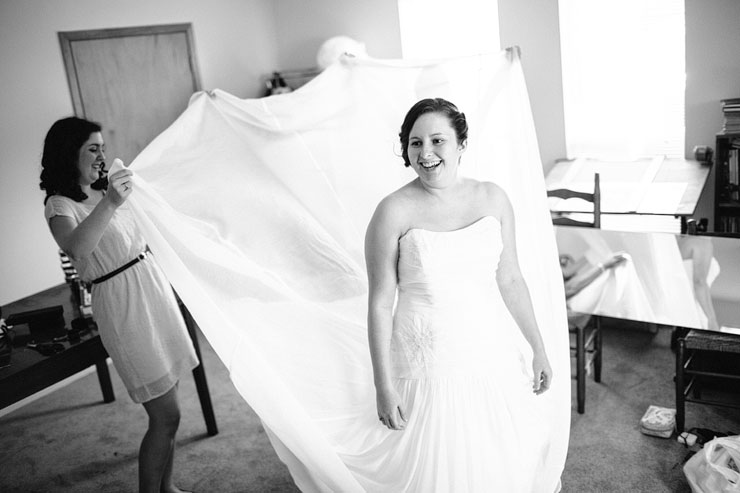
[45,195,198,403]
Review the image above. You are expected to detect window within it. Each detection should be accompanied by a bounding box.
[397,0,499,59]
[558,0,685,161]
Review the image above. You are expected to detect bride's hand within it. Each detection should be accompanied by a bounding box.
[532,350,552,395]
[376,387,407,430]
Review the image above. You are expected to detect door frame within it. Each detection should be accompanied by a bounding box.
[58,23,202,117]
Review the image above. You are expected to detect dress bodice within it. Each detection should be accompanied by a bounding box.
[397,216,502,309]
[391,216,522,379]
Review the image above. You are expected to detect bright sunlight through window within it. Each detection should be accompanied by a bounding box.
[559,0,685,161]
[397,0,500,60]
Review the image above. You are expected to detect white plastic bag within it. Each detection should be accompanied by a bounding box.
[684,435,740,492]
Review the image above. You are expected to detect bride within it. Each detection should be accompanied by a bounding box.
[364,98,554,491]
[120,51,569,493]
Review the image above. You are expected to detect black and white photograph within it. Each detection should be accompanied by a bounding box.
[1,1,739,492]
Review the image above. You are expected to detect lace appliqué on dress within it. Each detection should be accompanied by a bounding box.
[396,313,437,370]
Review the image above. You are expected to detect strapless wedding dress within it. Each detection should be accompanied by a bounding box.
[124,54,568,492]
[336,216,553,492]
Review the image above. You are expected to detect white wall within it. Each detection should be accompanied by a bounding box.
[498,0,566,176]
[272,0,402,70]
[0,0,279,304]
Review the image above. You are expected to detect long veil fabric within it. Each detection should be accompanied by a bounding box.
[121,49,570,492]
[557,227,708,329]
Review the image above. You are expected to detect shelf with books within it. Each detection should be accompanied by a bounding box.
[721,98,740,134]
[714,132,740,233]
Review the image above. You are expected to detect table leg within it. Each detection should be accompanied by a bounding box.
[95,359,115,403]
[675,336,686,433]
[180,304,219,436]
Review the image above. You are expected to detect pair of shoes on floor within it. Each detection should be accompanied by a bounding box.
[677,427,737,447]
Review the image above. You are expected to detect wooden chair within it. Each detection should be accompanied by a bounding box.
[549,173,603,414]
[673,220,740,432]
[548,173,601,229]
[675,329,740,433]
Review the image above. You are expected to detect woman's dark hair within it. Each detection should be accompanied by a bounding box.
[398,98,468,167]
[39,116,107,203]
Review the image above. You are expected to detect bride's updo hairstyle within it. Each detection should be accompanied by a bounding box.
[398,98,468,167]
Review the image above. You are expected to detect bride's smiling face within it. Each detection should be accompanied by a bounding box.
[407,112,467,187]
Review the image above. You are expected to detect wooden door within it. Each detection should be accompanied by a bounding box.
[59,24,201,165]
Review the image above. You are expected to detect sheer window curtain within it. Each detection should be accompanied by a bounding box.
[558,0,685,161]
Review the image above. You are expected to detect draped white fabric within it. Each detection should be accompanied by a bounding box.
[557,227,709,329]
[118,50,570,492]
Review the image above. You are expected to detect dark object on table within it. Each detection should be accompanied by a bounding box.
[71,316,95,335]
[6,305,66,341]
[0,316,11,369]
[27,341,65,357]
[265,71,292,96]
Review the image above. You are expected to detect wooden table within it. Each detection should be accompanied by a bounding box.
[546,157,712,232]
[0,283,218,436]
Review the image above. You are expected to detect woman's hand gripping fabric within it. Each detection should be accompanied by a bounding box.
[106,158,134,207]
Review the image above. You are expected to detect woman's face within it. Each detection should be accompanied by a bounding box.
[76,132,106,186]
[407,112,466,188]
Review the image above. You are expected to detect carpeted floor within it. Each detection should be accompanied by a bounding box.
[1,321,738,492]
[564,322,739,492]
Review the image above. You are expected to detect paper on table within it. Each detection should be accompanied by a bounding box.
[635,183,687,214]
[549,158,661,185]
[559,157,586,184]
[548,182,643,213]
[548,156,668,214]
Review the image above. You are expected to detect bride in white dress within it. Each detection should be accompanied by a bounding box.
[363,98,554,491]
[121,52,569,492]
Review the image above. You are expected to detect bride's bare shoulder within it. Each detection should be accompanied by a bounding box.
[466,179,511,208]
[478,179,506,196]
[368,182,418,234]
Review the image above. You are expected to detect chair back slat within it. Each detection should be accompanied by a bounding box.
[547,173,601,229]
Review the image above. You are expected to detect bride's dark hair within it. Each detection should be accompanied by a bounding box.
[40,117,108,204]
[398,98,468,167]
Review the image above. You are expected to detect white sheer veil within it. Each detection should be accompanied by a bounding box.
[118,49,570,492]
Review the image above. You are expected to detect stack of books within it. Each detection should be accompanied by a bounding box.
[721,97,740,133]
[727,138,740,202]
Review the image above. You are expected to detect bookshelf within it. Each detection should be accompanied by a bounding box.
[714,132,740,234]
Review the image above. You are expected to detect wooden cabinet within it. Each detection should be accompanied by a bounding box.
[714,133,740,234]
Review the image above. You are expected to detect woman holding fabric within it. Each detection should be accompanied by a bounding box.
[39,117,198,493]
[364,98,555,491]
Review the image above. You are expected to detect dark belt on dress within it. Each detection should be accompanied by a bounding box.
[91,250,149,285]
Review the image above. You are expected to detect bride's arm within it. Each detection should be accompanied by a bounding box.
[365,198,408,430]
[490,185,552,394]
